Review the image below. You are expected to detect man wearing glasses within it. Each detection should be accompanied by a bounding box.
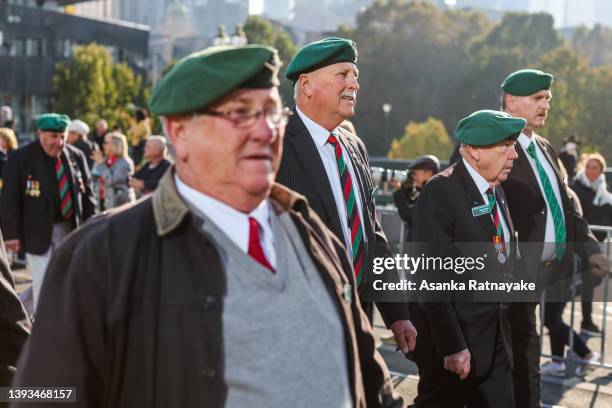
[277,37,416,354]
[14,45,403,407]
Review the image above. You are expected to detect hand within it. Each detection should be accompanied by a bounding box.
[389,319,417,354]
[443,349,471,380]
[129,178,145,190]
[589,253,610,278]
[91,149,105,165]
[5,239,20,253]
[390,179,401,191]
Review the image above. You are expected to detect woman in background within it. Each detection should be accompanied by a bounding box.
[127,107,151,168]
[92,132,136,211]
[0,127,18,196]
[571,153,612,335]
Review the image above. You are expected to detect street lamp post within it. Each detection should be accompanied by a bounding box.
[382,102,392,146]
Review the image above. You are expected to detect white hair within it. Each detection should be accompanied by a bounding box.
[68,119,90,136]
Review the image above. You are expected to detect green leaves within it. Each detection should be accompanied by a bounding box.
[388,117,452,160]
[53,43,145,133]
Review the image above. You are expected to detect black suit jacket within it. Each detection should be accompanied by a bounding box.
[410,160,514,377]
[501,135,599,282]
[0,141,96,255]
[276,111,409,325]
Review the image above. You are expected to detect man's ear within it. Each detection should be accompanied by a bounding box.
[466,145,480,162]
[504,94,515,113]
[300,74,314,98]
[164,116,187,162]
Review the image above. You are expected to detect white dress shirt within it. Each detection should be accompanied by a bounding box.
[296,106,367,256]
[463,159,511,246]
[517,133,565,261]
[175,175,276,268]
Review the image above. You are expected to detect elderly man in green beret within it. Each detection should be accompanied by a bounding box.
[409,110,523,408]
[0,113,95,312]
[277,37,417,356]
[499,69,608,408]
[13,45,403,407]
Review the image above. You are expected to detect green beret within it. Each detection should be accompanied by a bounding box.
[286,37,357,82]
[149,45,281,116]
[35,113,71,132]
[501,69,554,96]
[455,110,526,146]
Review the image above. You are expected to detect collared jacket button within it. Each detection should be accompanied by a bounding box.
[203,295,217,310]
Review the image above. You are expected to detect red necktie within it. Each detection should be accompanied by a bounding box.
[248,217,274,273]
[327,135,365,287]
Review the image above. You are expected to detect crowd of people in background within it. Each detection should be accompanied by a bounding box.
[0,105,174,316]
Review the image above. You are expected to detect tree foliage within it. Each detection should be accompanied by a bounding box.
[330,0,612,162]
[53,43,145,132]
[243,16,298,104]
[387,117,452,160]
[571,25,612,67]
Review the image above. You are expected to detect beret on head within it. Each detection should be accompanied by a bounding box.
[286,37,358,82]
[68,119,90,135]
[149,45,282,116]
[35,113,71,132]
[409,155,440,173]
[455,110,526,146]
[501,69,554,96]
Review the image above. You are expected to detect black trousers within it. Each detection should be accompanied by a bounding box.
[413,324,514,408]
[543,301,590,359]
[581,269,602,324]
[508,302,541,408]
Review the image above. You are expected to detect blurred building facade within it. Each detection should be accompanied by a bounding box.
[0,0,149,138]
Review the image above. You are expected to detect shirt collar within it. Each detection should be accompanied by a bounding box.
[462,158,491,196]
[295,105,339,148]
[518,132,535,151]
[174,174,272,252]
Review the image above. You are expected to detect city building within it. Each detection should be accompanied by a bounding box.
[0,0,149,138]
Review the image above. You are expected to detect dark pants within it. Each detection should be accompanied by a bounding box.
[543,301,590,359]
[508,302,541,408]
[581,269,602,324]
[414,324,514,408]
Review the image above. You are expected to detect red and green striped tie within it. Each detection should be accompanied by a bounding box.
[55,157,73,220]
[327,134,365,287]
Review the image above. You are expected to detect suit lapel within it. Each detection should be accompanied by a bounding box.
[32,142,55,209]
[62,147,81,221]
[455,160,496,239]
[285,113,344,239]
[495,187,515,238]
[535,135,565,189]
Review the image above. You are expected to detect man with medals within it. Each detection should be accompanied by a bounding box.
[409,110,525,407]
[0,114,96,312]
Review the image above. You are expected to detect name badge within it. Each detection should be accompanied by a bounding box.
[471,203,491,217]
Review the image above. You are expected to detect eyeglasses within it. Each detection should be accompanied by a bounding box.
[197,106,293,129]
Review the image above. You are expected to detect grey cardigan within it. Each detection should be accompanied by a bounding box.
[92,156,136,210]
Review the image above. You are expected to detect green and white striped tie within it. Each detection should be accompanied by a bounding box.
[526,141,566,260]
